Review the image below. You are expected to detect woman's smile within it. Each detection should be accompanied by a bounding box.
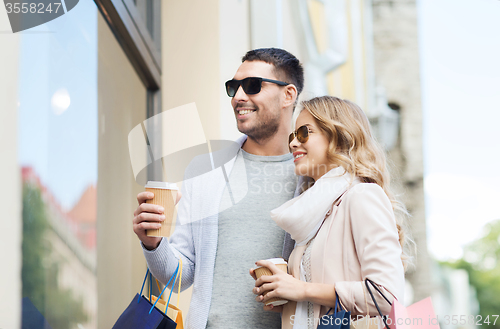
[293,151,306,162]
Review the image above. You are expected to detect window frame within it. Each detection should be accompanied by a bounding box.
[94,0,163,180]
[93,0,161,90]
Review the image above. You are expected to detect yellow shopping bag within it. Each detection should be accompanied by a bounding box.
[351,316,380,329]
[150,296,183,329]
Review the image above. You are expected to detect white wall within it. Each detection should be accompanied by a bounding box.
[97,13,148,328]
[0,8,21,329]
[219,0,251,141]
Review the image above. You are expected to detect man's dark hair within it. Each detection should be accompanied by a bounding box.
[242,48,304,97]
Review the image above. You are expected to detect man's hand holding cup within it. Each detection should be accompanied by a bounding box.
[133,181,182,250]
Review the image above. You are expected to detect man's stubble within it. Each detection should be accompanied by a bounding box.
[237,97,283,144]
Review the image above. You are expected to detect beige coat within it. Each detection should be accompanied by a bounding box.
[281,183,405,329]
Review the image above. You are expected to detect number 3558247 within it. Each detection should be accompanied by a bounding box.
[5,2,62,14]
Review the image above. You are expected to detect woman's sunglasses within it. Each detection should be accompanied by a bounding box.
[288,125,309,151]
[225,77,289,97]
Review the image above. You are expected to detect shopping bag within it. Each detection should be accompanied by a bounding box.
[166,304,183,329]
[350,316,379,329]
[21,297,54,329]
[150,297,183,329]
[349,282,379,329]
[111,263,180,329]
[364,279,395,329]
[318,292,351,329]
[388,298,440,329]
[148,258,184,329]
[364,279,441,329]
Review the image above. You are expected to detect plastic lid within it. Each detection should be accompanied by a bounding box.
[255,257,287,269]
[145,181,179,190]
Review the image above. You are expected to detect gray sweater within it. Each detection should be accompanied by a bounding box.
[142,136,297,329]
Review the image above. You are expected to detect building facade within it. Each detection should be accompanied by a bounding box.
[371,0,431,302]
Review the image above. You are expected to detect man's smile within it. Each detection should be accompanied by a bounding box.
[236,107,257,119]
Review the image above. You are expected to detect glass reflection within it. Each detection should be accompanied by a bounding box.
[18,1,98,328]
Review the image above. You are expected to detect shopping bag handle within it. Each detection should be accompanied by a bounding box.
[176,258,182,307]
[138,268,167,304]
[364,279,391,329]
[138,269,151,304]
[325,291,344,317]
[137,262,180,313]
[150,262,180,314]
[155,257,183,308]
[365,279,392,305]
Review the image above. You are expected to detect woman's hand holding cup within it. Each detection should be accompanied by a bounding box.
[251,258,290,311]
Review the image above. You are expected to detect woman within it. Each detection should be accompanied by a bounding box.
[251,96,412,329]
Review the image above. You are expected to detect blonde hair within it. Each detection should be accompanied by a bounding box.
[300,96,414,271]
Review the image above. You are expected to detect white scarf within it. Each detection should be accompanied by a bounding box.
[272,167,357,329]
[270,166,354,246]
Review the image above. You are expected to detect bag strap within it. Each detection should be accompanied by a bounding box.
[365,279,392,305]
[137,262,181,312]
[318,189,352,315]
[155,258,183,308]
[334,292,340,316]
[324,292,345,317]
[312,189,350,245]
[362,280,370,317]
[155,279,161,298]
[149,272,153,301]
[176,258,183,307]
[350,284,370,329]
[364,279,391,329]
[150,262,180,314]
[316,184,358,315]
[138,269,150,303]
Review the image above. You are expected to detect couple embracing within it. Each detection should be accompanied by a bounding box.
[133,48,411,329]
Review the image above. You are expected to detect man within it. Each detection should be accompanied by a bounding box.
[133,48,304,328]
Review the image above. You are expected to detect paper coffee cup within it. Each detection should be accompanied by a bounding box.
[254,258,289,306]
[145,181,179,238]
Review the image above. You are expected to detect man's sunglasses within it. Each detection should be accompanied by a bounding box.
[225,77,289,97]
[288,125,310,151]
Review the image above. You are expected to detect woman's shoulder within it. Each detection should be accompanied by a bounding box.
[343,182,391,208]
[342,183,397,229]
[347,182,385,195]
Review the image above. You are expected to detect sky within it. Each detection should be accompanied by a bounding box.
[419,0,500,260]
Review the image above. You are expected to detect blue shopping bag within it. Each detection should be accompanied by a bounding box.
[21,297,53,329]
[318,292,351,329]
[112,263,180,329]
